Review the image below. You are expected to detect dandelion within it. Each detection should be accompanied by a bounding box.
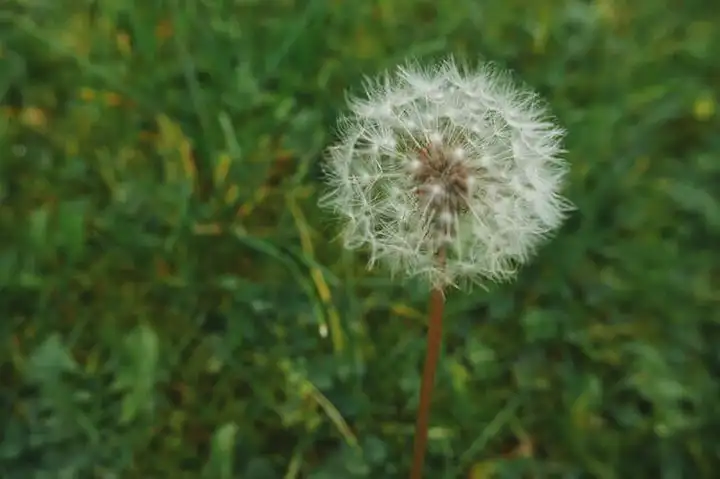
[321,57,571,289]
[320,57,572,478]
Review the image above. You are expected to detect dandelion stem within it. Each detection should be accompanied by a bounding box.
[410,254,446,479]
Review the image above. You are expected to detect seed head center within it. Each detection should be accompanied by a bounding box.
[411,141,472,240]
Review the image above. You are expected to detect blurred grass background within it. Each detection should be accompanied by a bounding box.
[1,0,719,477]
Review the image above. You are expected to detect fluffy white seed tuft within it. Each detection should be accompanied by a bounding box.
[320,57,573,288]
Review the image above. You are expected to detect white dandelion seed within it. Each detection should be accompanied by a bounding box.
[320,57,573,288]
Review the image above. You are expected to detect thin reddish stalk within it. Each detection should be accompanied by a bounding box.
[409,284,445,479]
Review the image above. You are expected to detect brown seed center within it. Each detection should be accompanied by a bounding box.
[411,142,472,240]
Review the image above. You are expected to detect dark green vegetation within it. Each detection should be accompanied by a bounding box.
[1,0,719,477]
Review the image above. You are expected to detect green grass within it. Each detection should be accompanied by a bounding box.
[1,0,719,477]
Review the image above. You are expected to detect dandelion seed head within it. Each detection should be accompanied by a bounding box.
[320,57,573,288]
